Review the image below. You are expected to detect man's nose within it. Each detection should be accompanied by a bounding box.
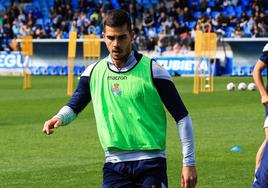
[113,38,120,47]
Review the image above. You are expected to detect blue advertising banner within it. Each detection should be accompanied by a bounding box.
[155,57,220,75]
[0,52,30,69]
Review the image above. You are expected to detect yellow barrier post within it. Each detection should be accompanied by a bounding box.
[21,36,33,89]
[193,30,203,94]
[193,23,217,94]
[67,31,77,96]
[83,33,101,67]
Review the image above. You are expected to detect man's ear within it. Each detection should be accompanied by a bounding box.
[130,31,135,41]
[102,32,105,39]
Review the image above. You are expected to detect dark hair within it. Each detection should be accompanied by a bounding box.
[104,9,132,32]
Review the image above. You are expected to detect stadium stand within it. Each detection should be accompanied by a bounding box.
[0,0,267,53]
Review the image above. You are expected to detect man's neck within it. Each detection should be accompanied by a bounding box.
[112,59,126,69]
[111,52,132,68]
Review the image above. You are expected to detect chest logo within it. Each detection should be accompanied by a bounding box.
[111,83,121,95]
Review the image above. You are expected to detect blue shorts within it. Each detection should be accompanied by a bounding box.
[102,157,168,188]
[252,141,268,188]
[265,106,268,117]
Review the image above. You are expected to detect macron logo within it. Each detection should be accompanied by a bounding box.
[107,76,127,80]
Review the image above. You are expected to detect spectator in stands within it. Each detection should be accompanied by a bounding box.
[134,26,147,51]
[143,9,154,28]
[173,41,181,54]
[146,36,156,51]
[44,22,53,38]
[233,25,244,38]
[18,9,25,22]
[53,28,63,39]
[183,6,194,22]
[158,1,168,14]
[32,8,42,20]
[129,1,137,25]
[157,12,168,28]
[33,25,46,38]
[70,19,77,32]
[252,23,267,37]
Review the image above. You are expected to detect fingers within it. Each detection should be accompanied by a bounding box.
[181,166,197,188]
[54,120,61,128]
[42,120,53,135]
[181,175,197,188]
[181,175,185,188]
[261,95,268,104]
[42,118,61,135]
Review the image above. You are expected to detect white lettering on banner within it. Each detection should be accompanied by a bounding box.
[185,60,195,71]
[5,54,17,67]
[156,58,210,73]
[0,54,4,67]
[170,60,181,70]
[158,59,196,71]
[0,52,30,68]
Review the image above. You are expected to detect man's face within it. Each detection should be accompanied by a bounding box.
[103,24,134,63]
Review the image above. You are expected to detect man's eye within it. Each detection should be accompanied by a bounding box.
[118,35,127,40]
[107,36,114,40]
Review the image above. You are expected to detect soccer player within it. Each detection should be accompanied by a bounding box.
[253,43,268,187]
[43,9,197,188]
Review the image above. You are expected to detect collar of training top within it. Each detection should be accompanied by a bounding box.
[106,50,143,73]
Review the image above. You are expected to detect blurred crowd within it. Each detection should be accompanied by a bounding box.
[0,0,267,54]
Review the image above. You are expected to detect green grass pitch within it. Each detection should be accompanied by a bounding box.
[0,76,265,187]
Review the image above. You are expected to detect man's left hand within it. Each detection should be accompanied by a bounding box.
[181,166,197,188]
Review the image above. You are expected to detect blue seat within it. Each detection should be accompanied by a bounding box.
[243,25,252,37]
[226,5,235,17]
[193,11,202,19]
[63,32,69,39]
[55,66,67,75]
[36,18,44,27]
[25,4,32,15]
[246,10,252,16]
[178,16,184,24]
[262,68,267,76]
[0,4,5,13]
[247,66,254,76]
[211,11,219,19]
[4,0,11,8]
[225,26,234,37]
[221,11,227,16]
[47,66,57,75]
[79,66,86,74]
[186,21,196,29]
[38,66,47,75]
[30,66,39,75]
[47,0,54,8]
[74,66,81,76]
[95,26,102,36]
[231,66,237,76]
[207,1,215,7]
[111,0,120,9]
[241,66,249,76]
[32,1,40,9]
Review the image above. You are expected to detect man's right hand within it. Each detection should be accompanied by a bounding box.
[42,118,62,135]
[262,95,268,105]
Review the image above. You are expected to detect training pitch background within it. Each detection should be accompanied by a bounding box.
[0,76,264,187]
